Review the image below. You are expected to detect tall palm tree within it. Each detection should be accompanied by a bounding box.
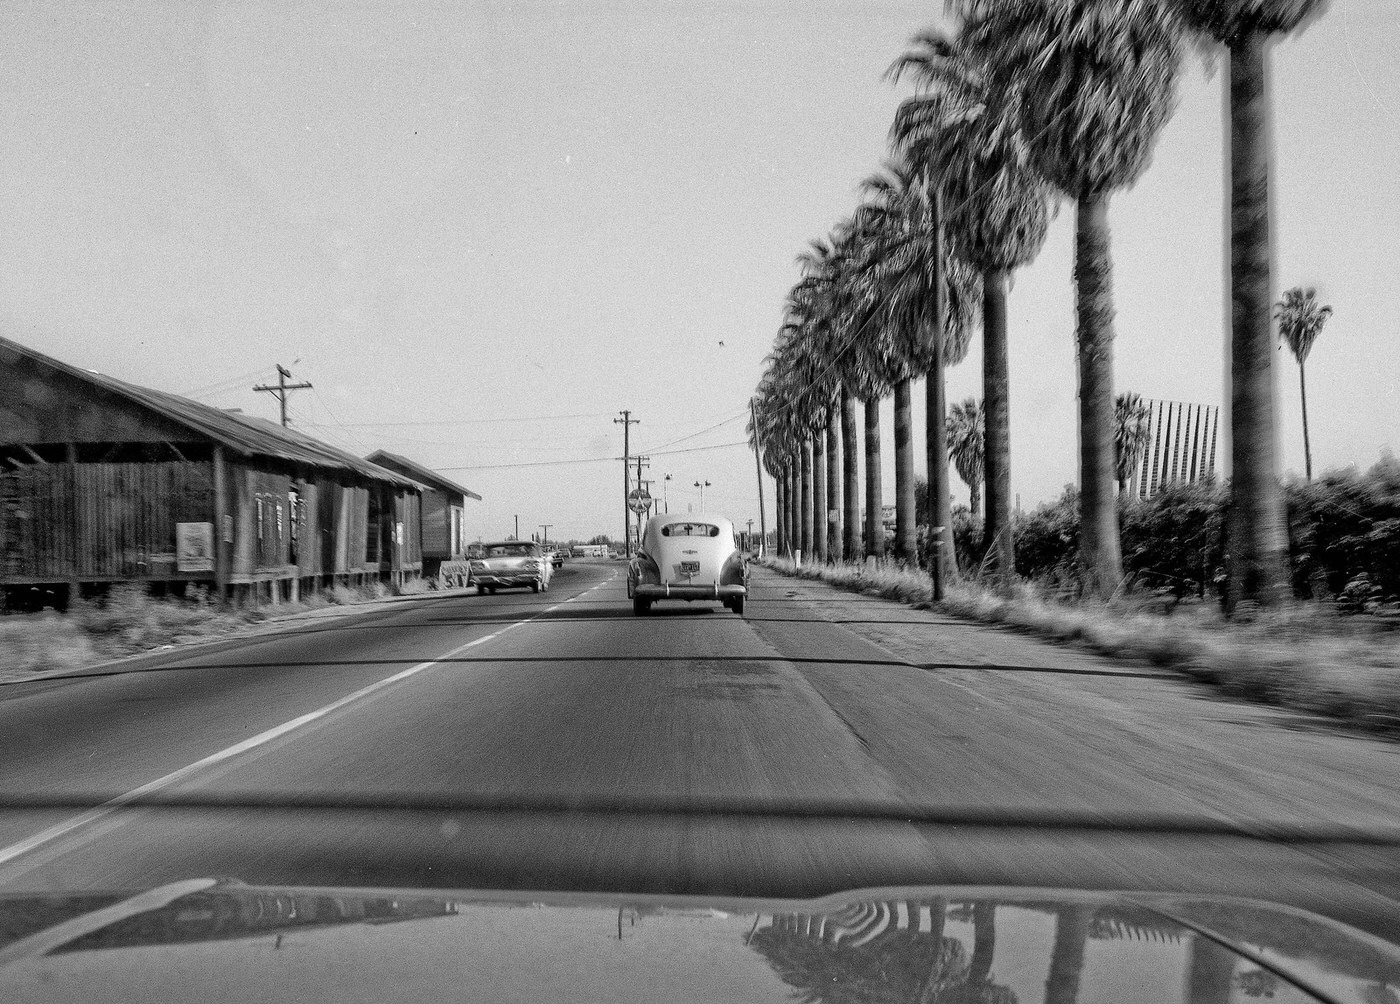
[857,156,981,581]
[891,28,1051,593]
[948,397,985,518]
[794,224,868,565]
[1044,907,1090,1004]
[1114,391,1154,496]
[1275,285,1333,480]
[1174,0,1330,611]
[961,0,1184,597]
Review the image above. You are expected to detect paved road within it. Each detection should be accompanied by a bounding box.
[3,560,1400,936]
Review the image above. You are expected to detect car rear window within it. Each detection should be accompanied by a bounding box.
[485,544,534,556]
[661,523,720,537]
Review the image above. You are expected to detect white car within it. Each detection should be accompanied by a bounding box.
[471,541,552,594]
[627,513,748,616]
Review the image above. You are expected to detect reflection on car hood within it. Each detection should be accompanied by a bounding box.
[3,883,1400,1002]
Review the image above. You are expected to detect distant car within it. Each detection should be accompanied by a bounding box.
[548,548,564,569]
[470,541,552,594]
[628,513,748,615]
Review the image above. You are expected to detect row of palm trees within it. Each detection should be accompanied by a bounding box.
[748,0,1328,610]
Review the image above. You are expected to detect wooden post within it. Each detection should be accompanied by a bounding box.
[212,446,229,603]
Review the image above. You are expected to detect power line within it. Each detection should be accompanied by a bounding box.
[645,411,748,453]
[432,439,748,473]
[298,412,615,429]
[181,366,276,399]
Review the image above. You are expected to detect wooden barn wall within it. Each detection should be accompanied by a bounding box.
[396,490,422,570]
[421,489,450,559]
[0,461,214,581]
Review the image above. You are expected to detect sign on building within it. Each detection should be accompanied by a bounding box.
[176,522,215,572]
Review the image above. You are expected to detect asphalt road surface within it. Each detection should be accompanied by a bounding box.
[4,560,1400,937]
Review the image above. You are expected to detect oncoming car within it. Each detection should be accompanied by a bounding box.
[470,541,551,594]
[628,513,748,616]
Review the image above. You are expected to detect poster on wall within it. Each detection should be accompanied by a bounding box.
[176,522,215,572]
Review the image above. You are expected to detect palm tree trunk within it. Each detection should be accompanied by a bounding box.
[842,387,862,562]
[893,378,916,564]
[1075,193,1124,597]
[812,428,827,563]
[1044,907,1090,1004]
[826,405,843,562]
[1186,936,1238,1004]
[1226,29,1290,612]
[773,474,782,556]
[800,439,813,560]
[784,462,795,557]
[864,397,885,559]
[788,459,799,556]
[970,480,981,521]
[982,269,1013,591]
[968,903,996,982]
[926,351,954,594]
[1300,361,1312,480]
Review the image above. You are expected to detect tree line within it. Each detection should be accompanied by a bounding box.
[748,0,1330,612]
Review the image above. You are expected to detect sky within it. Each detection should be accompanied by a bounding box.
[3,1,1398,544]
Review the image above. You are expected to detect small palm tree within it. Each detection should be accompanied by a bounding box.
[1275,286,1333,480]
[948,398,985,518]
[1114,392,1154,495]
[1174,0,1331,611]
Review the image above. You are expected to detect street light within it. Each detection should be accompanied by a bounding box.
[663,474,672,514]
[693,480,711,513]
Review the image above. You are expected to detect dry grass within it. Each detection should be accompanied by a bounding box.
[0,580,423,681]
[762,557,1400,737]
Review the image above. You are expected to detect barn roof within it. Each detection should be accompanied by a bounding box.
[0,335,417,489]
[364,450,482,501]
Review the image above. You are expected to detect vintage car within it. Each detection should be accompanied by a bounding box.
[469,540,551,594]
[628,513,748,615]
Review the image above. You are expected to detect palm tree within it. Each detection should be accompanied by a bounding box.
[891,27,1051,592]
[794,224,869,565]
[1275,286,1333,480]
[960,0,1184,597]
[1174,0,1330,612]
[857,156,981,583]
[1114,392,1154,496]
[1044,907,1090,1004]
[947,397,985,519]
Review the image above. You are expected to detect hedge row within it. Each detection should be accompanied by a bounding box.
[916,455,1400,611]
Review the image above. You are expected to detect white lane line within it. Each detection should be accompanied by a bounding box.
[0,592,577,872]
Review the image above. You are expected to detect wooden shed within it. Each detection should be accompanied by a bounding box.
[0,336,421,608]
[364,450,481,583]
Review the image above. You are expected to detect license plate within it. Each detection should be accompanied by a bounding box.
[679,561,700,574]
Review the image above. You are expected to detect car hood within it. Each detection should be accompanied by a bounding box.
[3,883,1399,1002]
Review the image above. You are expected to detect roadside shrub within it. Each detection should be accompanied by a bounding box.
[1003,456,1400,612]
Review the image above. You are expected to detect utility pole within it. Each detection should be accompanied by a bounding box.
[614,411,639,557]
[513,514,519,541]
[253,364,313,428]
[538,524,552,547]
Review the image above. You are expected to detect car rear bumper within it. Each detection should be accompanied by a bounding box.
[633,583,747,601]
[475,574,542,587]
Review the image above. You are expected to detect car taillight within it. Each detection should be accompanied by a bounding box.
[720,552,746,585]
